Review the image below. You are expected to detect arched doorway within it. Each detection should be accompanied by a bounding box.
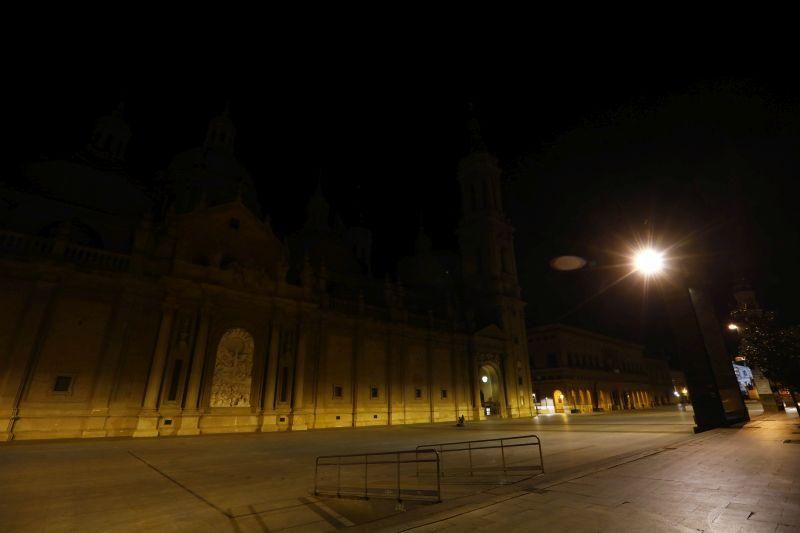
[553,389,565,413]
[478,364,502,417]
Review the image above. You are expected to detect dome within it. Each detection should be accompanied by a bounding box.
[166,146,261,216]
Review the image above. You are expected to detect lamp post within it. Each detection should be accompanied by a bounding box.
[632,248,749,431]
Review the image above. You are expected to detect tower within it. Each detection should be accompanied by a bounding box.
[457,111,521,324]
[456,108,533,418]
[305,182,330,230]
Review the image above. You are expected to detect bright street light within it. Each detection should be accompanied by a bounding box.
[633,248,664,276]
[728,323,739,331]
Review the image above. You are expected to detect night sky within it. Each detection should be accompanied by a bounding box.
[7,56,800,355]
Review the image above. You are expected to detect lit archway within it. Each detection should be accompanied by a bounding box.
[210,328,254,407]
[553,389,565,413]
[479,364,502,416]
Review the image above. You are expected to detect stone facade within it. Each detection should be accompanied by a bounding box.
[0,104,533,440]
[528,324,675,413]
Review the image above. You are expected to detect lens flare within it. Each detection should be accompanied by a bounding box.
[633,248,664,276]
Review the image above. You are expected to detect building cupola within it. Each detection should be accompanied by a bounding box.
[86,101,131,162]
[204,101,236,154]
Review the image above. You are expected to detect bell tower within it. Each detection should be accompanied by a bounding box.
[456,107,532,418]
[457,111,521,321]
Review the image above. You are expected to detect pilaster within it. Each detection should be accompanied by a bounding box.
[133,300,177,438]
[83,294,135,438]
[177,304,212,436]
[0,281,56,441]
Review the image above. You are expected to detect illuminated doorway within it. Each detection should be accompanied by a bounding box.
[553,389,565,413]
[479,364,502,417]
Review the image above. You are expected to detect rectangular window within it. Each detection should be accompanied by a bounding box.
[370,386,379,399]
[167,360,183,401]
[440,389,448,399]
[333,385,343,398]
[53,375,72,392]
[415,388,423,399]
[546,352,558,368]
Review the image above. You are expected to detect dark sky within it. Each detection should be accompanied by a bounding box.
[7,55,800,351]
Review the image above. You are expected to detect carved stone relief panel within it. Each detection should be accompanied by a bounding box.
[478,352,500,365]
[210,328,254,407]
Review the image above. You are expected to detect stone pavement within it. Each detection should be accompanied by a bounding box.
[1,406,798,532]
[362,408,800,532]
[0,408,696,532]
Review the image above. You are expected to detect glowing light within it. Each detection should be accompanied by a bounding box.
[673,391,680,397]
[728,323,739,331]
[633,248,664,276]
[681,388,688,395]
[481,376,488,383]
[550,255,587,271]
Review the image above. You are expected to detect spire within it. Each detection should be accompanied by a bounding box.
[465,101,487,154]
[204,100,236,154]
[86,101,131,162]
[414,213,432,255]
[305,180,330,230]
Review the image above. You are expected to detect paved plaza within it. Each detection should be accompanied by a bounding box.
[1,404,798,532]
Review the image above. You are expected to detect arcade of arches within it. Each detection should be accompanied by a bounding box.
[529,325,677,414]
[549,387,656,414]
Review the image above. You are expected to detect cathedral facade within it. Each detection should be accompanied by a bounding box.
[0,104,533,440]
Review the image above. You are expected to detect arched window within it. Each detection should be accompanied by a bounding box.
[210,328,254,407]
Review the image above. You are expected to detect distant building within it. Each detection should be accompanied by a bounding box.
[0,104,533,440]
[732,362,755,395]
[528,324,675,413]
[670,369,689,401]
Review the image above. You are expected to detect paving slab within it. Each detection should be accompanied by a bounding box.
[2,406,798,531]
[359,407,800,532]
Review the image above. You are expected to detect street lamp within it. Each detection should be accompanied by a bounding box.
[630,246,748,430]
[551,242,749,431]
[633,248,665,276]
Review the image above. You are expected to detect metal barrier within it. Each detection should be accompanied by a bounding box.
[415,434,544,478]
[314,449,441,503]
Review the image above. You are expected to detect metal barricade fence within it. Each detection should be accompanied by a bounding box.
[314,449,441,503]
[415,434,544,478]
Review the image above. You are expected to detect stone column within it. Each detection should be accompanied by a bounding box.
[290,315,309,430]
[260,319,281,431]
[385,324,394,425]
[133,301,177,437]
[426,325,434,423]
[83,296,135,438]
[504,351,517,418]
[471,348,483,420]
[449,331,458,420]
[311,318,326,429]
[351,318,360,427]
[0,282,56,441]
[177,305,211,436]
